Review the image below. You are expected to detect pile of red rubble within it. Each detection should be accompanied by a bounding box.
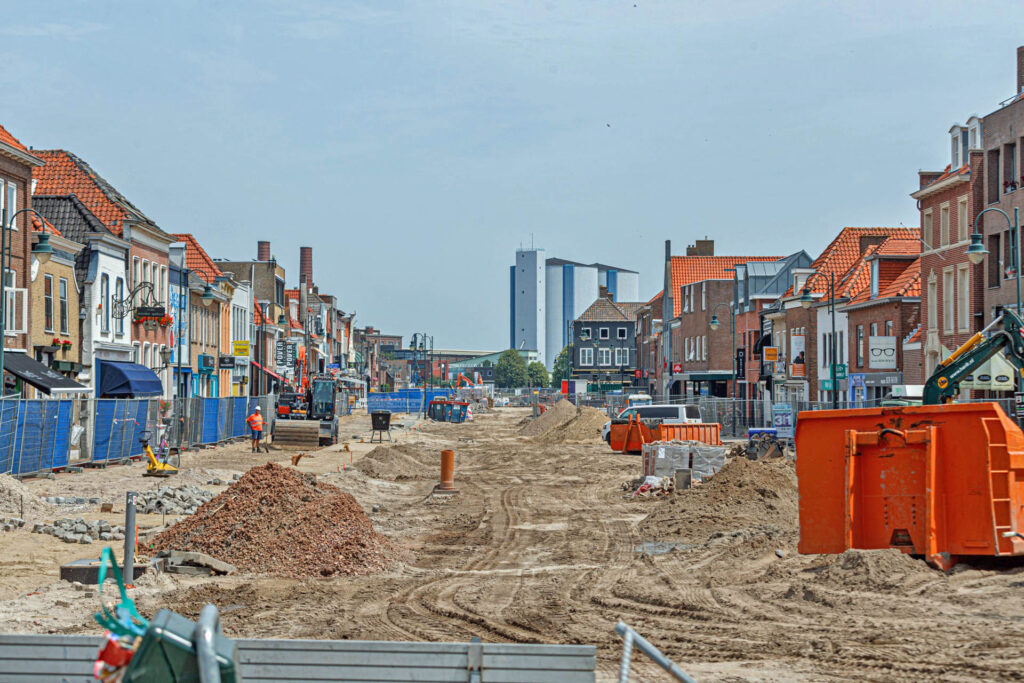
[151,462,393,577]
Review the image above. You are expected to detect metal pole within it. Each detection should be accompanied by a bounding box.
[830,272,838,409]
[614,621,696,683]
[1015,207,1021,317]
[730,306,736,437]
[0,206,6,386]
[196,604,223,683]
[123,491,137,584]
[176,268,186,449]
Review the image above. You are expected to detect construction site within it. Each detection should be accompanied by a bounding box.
[2,400,1023,681]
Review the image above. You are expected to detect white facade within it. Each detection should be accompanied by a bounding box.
[815,304,849,404]
[229,279,252,393]
[79,234,133,392]
[512,249,546,365]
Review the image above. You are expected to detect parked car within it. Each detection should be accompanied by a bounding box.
[602,404,703,443]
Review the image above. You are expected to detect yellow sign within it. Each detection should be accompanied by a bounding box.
[232,340,250,357]
[763,346,779,362]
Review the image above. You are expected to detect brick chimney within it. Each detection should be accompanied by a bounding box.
[1018,46,1024,94]
[685,239,714,256]
[299,246,313,289]
[257,240,270,261]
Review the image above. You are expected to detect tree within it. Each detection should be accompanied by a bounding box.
[494,349,528,388]
[527,361,549,388]
[550,344,573,388]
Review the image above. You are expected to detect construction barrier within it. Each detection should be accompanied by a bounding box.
[368,389,452,414]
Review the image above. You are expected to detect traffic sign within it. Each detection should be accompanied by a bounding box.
[763,346,779,362]
[832,363,847,380]
[821,379,834,391]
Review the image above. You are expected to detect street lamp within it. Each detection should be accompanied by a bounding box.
[800,272,839,410]
[973,207,1019,314]
[0,207,55,385]
[201,284,214,306]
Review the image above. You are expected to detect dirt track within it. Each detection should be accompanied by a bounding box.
[2,407,1024,681]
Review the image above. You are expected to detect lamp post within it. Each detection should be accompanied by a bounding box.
[0,208,53,385]
[800,272,839,410]
[970,207,1018,315]
[709,302,737,433]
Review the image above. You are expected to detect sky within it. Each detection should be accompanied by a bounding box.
[3,0,1024,349]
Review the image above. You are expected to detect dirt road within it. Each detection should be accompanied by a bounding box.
[2,407,1023,681]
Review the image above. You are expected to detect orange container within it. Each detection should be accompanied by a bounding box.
[608,417,722,453]
[796,402,1024,569]
[657,423,722,446]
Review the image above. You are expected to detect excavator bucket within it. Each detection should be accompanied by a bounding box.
[796,402,1024,569]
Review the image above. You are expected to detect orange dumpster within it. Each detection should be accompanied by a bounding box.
[608,416,722,453]
[796,402,1024,569]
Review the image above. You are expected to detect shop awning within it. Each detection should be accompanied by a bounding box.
[98,360,163,397]
[251,360,284,382]
[4,352,89,394]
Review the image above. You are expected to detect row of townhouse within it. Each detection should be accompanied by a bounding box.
[0,121,362,400]
[580,47,1024,407]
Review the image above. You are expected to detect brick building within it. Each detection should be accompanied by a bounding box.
[635,291,662,395]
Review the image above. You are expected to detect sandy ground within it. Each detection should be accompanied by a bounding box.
[2,408,1024,681]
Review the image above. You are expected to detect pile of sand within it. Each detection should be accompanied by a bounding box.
[0,474,54,518]
[640,457,798,543]
[355,444,435,481]
[517,399,577,438]
[152,463,393,577]
[547,406,610,443]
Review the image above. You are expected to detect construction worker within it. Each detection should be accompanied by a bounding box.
[247,406,264,453]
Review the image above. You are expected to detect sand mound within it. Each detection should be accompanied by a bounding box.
[355,444,435,481]
[0,474,54,518]
[518,399,577,438]
[547,406,609,443]
[640,457,798,543]
[806,548,938,590]
[152,463,392,577]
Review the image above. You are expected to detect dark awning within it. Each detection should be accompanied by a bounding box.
[99,360,162,397]
[4,352,89,394]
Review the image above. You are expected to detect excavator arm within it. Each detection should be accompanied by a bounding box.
[923,310,1024,404]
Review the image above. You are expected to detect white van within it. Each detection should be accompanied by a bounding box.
[602,404,702,443]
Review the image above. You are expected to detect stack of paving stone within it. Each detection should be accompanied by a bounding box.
[31,518,126,544]
[137,485,215,515]
[1,516,26,532]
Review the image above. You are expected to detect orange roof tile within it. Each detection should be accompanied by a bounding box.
[874,238,921,257]
[794,227,920,298]
[879,257,921,299]
[669,255,780,317]
[906,325,922,343]
[32,150,132,235]
[646,290,663,308]
[171,233,223,284]
[0,124,30,154]
[924,163,969,189]
[254,303,269,326]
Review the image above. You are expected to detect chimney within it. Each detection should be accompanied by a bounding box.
[686,238,715,256]
[1018,46,1024,94]
[257,241,271,261]
[300,246,313,289]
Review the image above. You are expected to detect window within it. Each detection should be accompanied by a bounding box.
[599,328,609,340]
[928,272,938,329]
[159,265,166,304]
[132,342,140,363]
[3,269,24,334]
[885,320,893,337]
[142,260,150,288]
[598,348,612,366]
[957,264,970,333]
[1006,143,1017,192]
[870,322,878,337]
[143,342,150,368]
[701,284,706,311]
[939,203,950,246]
[101,274,110,333]
[132,257,139,288]
[617,327,627,339]
[957,196,968,242]
[989,148,1001,203]
[115,278,124,335]
[701,335,707,360]
[580,347,593,366]
[59,278,68,334]
[870,260,879,298]
[923,209,933,246]
[580,327,591,341]
[856,325,864,367]
[1006,229,1016,279]
[989,234,1001,288]
[43,275,53,331]
[943,268,955,333]
[615,348,627,365]
[5,182,15,229]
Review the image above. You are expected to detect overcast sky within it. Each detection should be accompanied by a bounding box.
[4,1,1024,348]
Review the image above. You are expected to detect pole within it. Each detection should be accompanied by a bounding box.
[0,206,7,387]
[123,491,137,585]
[730,307,736,438]
[176,268,185,449]
[830,272,838,409]
[1015,207,1021,317]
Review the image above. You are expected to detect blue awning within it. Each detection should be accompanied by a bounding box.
[99,361,163,397]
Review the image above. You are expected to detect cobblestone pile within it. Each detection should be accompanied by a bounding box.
[31,517,127,544]
[137,485,215,515]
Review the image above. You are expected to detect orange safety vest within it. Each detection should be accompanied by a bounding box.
[247,413,264,431]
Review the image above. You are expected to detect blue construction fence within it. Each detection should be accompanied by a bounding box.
[0,395,277,478]
[367,389,453,414]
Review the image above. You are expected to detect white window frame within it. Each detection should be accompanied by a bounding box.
[615,347,627,366]
[132,341,140,363]
[702,335,707,361]
[943,267,955,334]
[5,182,16,231]
[580,327,591,341]
[598,347,612,366]
[580,347,593,366]
[927,271,938,332]
[924,209,933,246]
[101,274,110,334]
[957,195,968,243]
[43,274,54,332]
[599,327,609,340]
[617,327,627,339]
[3,269,25,335]
[115,277,125,336]
[957,264,970,333]
[59,276,69,335]
[939,202,950,246]
[701,284,706,311]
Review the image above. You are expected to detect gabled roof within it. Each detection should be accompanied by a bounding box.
[171,233,223,284]
[880,257,921,299]
[794,227,919,298]
[576,297,645,322]
[33,150,166,238]
[874,238,921,257]
[33,194,120,289]
[669,255,781,316]
[30,214,60,236]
